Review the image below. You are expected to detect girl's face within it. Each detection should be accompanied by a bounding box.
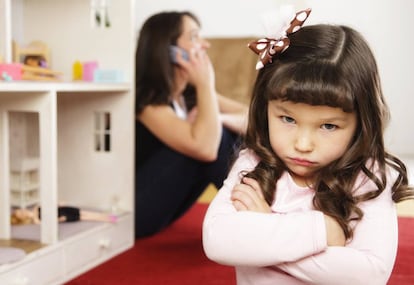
[268,100,357,186]
[176,15,210,53]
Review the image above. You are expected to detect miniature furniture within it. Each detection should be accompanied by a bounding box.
[0,63,62,81]
[10,157,40,209]
[0,0,136,284]
[19,64,62,81]
[12,41,50,66]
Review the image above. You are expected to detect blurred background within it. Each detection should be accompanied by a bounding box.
[137,0,414,159]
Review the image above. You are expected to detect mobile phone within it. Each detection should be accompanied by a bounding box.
[169,45,189,63]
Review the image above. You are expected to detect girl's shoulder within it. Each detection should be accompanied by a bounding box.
[236,148,260,166]
[353,159,399,195]
[227,148,260,176]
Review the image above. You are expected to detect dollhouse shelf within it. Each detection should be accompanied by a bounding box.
[0,82,131,92]
[0,0,136,284]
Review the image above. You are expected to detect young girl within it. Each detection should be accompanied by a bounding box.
[203,8,414,285]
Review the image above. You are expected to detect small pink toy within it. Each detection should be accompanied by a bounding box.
[0,63,22,80]
[82,61,98,81]
[0,63,62,81]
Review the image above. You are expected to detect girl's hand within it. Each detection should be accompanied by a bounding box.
[324,215,346,246]
[231,177,271,213]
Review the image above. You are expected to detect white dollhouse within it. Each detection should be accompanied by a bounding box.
[0,0,136,284]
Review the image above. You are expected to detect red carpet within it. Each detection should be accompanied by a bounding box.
[389,216,414,285]
[65,203,235,285]
[66,203,413,285]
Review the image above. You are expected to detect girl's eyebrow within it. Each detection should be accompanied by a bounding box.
[320,116,348,122]
[272,101,352,122]
[271,102,292,114]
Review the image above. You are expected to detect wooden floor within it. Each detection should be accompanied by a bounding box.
[197,184,218,204]
[199,184,414,217]
[0,238,44,254]
[397,199,414,217]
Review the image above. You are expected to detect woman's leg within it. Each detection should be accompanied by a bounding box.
[135,128,240,238]
[135,148,208,238]
[202,127,240,188]
[168,128,240,222]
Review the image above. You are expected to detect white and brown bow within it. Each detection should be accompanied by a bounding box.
[248,8,312,70]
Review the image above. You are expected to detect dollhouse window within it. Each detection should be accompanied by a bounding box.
[94,111,111,152]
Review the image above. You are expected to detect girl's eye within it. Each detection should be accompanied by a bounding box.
[321,123,337,131]
[281,116,295,124]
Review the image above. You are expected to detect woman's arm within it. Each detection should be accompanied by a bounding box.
[217,93,248,135]
[138,50,221,162]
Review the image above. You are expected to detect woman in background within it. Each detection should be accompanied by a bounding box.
[135,11,248,238]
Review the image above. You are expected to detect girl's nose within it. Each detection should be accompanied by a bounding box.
[294,131,314,152]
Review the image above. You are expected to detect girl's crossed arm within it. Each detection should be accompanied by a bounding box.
[232,176,346,247]
[203,151,398,285]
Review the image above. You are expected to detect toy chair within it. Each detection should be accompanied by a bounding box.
[13,40,50,66]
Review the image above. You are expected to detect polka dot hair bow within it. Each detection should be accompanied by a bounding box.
[248,7,312,70]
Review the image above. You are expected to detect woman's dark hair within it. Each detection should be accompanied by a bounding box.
[244,24,413,239]
[135,11,200,114]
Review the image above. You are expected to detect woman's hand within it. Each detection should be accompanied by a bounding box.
[231,177,271,213]
[176,48,215,92]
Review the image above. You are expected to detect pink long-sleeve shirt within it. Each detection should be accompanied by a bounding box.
[203,149,399,285]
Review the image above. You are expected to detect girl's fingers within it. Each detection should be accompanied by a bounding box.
[232,199,248,211]
[232,178,272,213]
[242,177,265,200]
[231,184,262,210]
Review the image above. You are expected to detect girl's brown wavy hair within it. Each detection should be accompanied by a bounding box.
[244,24,413,240]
